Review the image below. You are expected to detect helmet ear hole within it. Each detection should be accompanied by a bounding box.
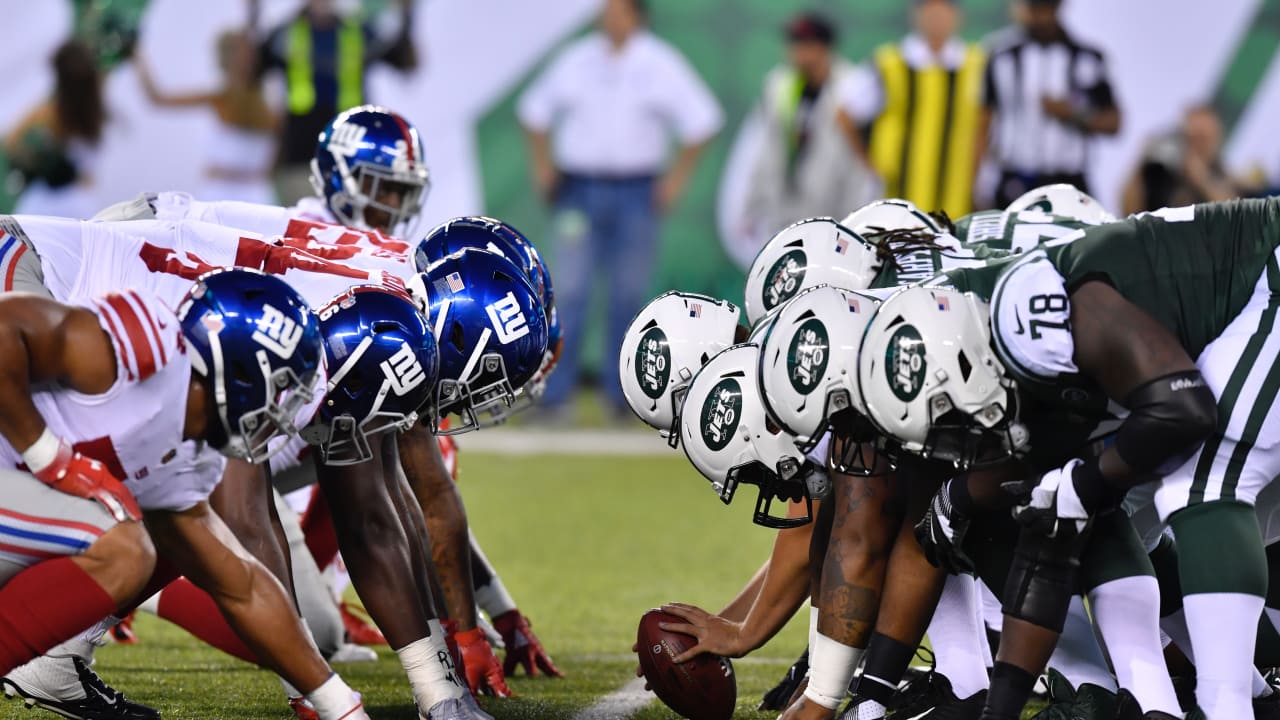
[372,320,400,335]
[448,322,466,353]
[491,269,515,283]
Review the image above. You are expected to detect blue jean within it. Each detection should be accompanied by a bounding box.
[541,173,659,412]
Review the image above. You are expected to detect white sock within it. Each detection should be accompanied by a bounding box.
[1185,592,1263,719]
[396,621,466,711]
[975,585,993,668]
[305,673,365,720]
[1046,596,1116,691]
[926,574,989,698]
[470,529,517,617]
[1089,576,1179,714]
[1159,608,1195,663]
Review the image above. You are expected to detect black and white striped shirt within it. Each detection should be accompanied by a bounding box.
[984,30,1117,176]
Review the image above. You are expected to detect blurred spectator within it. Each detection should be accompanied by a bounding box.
[741,13,877,240]
[5,39,105,219]
[518,0,722,421]
[258,0,417,204]
[839,0,985,217]
[136,26,278,204]
[1121,105,1245,214]
[978,0,1120,207]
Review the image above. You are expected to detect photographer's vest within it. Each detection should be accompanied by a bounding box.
[286,17,365,115]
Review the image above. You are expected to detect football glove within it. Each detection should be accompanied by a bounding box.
[493,610,564,678]
[1005,459,1091,539]
[29,437,140,523]
[914,480,975,574]
[456,626,513,697]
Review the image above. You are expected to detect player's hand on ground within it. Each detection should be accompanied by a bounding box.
[759,648,809,711]
[33,441,141,522]
[778,694,836,720]
[913,480,975,574]
[658,602,747,661]
[493,610,564,678]
[456,627,514,697]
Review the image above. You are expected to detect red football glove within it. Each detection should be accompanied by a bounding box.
[32,440,140,523]
[456,626,513,697]
[439,619,467,680]
[494,610,564,678]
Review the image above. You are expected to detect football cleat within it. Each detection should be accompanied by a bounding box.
[882,670,985,720]
[289,696,321,720]
[2,656,159,720]
[340,601,387,646]
[328,643,378,664]
[759,647,808,711]
[106,615,137,646]
[1027,668,1117,720]
[421,694,494,720]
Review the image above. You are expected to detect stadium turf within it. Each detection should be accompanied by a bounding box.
[0,449,1046,719]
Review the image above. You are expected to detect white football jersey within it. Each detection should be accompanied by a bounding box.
[151,192,414,260]
[0,289,218,512]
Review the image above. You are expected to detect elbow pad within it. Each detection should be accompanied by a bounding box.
[1114,370,1218,476]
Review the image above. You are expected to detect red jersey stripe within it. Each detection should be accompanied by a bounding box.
[104,294,157,380]
[3,244,26,292]
[392,114,416,163]
[96,301,136,382]
[125,290,168,367]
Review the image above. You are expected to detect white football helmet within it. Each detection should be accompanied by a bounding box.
[857,286,1026,468]
[680,344,822,528]
[619,292,740,445]
[841,199,942,237]
[743,217,880,324]
[1006,184,1116,225]
[757,285,880,454]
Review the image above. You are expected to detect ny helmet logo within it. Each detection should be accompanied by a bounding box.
[381,342,428,396]
[329,122,368,158]
[252,305,304,359]
[485,292,530,344]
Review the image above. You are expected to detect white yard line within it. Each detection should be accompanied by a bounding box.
[456,428,673,456]
[570,677,652,720]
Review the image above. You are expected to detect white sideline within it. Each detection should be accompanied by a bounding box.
[569,677,652,720]
[457,428,673,456]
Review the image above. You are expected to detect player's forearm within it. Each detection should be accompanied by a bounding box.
[398,427,478,629]
[741,511,815,649]
[815,477,893,645]
[718,561,766,621]
[0,320,43,451]
[215,560,332,692]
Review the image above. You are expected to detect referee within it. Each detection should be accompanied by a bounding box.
[977,0,1121,207]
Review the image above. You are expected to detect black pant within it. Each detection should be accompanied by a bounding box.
[994,170,1090,208]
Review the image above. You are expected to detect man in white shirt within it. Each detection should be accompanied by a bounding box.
[517,0,723,419]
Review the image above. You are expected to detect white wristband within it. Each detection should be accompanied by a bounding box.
[803,632,863,710]
[22,428,62,475]
[808,605,820,656]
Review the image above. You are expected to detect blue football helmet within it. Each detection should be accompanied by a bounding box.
[413,216,561,405]
[177,268,324,463]
[310,105,431,236]
[408,248,549,434]
[300,286,440,466]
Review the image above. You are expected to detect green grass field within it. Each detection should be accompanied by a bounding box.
[0,448,1046,719]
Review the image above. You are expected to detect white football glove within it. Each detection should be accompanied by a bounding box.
[1008,459,1091,538]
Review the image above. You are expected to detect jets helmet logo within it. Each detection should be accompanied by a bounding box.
[252,305,304,359]
[787,319,829,395]
[885,325,927,402]
[485,292,531,344]
[381,342,428,396]
[763,250,807,310]
[635,327,670,400]
[328,122,368,158]
[700,378,742,451]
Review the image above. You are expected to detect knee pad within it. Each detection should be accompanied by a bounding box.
[1001,526,1086,632]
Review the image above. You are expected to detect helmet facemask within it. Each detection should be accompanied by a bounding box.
[717,460,815,529]
[197,343,317,464]
[434,352,520,435]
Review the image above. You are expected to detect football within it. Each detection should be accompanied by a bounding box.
[635,609,737,720]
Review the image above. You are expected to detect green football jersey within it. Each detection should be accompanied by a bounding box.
[870,237,1011,290]
[942,197,1280,470]
[953,209,1089,253]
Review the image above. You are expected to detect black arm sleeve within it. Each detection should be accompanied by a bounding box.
[1113,369,1218,476]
